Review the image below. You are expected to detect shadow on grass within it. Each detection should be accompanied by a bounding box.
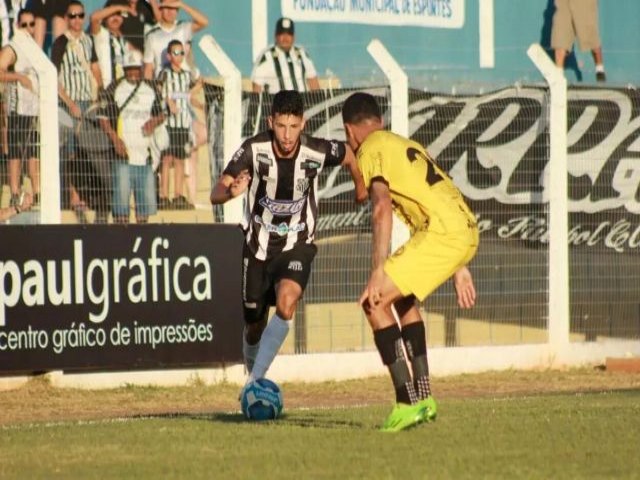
[130,410,371,429]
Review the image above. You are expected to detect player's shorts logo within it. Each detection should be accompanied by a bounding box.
[288,260,303,272]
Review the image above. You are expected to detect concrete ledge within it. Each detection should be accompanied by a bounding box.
[2,339,639,390]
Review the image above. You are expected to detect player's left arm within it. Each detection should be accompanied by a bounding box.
[453,266,476,309]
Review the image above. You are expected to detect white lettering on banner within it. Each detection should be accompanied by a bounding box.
[409,87,640,213]
[490,215,640,253]
[0,319,214,354]
[0,237,213,328]
[283,0,463,28]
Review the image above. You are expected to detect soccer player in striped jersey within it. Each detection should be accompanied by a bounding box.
[342,92,479,432]
[211,90,366,390]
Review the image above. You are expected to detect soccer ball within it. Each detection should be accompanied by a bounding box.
[240,378,283,421]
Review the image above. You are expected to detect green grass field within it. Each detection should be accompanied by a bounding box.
[1,384,639,479]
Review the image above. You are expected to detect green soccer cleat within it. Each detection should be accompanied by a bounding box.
[380,403,427,433]
[417,396,438,422]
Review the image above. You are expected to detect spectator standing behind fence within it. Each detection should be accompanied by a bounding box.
[551,0,606,82]
[156,39,196,210]
[0,9,40,207]
[51,0,103,223]
[98,50,164,223]
[120,0,160,53]
[142,0,207,80]
[251,17,319,94]
[90,0,138,88]
[0,0,28,47]
[26,0,70,47]
[0,191,32,222]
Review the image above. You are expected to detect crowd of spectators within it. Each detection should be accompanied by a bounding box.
[0,1,607,223]
[0,0,210,223]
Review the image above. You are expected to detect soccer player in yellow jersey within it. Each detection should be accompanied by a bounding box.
[342,92,479,432]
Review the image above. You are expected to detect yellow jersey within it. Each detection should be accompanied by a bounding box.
[357,130,475,235]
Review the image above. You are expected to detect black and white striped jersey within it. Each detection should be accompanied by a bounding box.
[251,44,317,93]
[157,66,196,128]
[223,131,346,261]
[51,31,99,102]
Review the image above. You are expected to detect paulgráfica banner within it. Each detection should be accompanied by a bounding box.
[0,224,244,373]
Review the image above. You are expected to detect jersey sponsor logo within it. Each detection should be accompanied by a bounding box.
[254,215,306,236]
[288,260,303,272]
[258,195,306,215]
[296,178,310,194]
[301,159,321,170]
[257,152,273,166]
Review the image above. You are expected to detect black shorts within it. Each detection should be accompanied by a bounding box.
[162,126,191,160]
[7,114,39,160]
[242,242,318,323]
[27,0,71,20]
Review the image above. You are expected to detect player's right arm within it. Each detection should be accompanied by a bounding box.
[210,142,253,205]
[210,170,250,205]
[359,179,393,307]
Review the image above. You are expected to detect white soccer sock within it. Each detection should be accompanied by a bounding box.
[247,314,291,382]
[242,332,260,375]
[595,64,605,72]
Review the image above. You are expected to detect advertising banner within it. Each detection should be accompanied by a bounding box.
[0,224,244,373]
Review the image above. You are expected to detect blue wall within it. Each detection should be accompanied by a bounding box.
[81,0,640,89]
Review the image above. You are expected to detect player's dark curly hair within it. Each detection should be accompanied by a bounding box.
[342,92,382,124]
[272,90,304,117]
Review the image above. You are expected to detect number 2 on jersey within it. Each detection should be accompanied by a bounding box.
[406,147,445,187]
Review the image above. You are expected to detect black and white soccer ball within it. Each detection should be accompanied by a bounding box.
[240,378,283,421]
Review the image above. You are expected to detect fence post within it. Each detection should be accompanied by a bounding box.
[366,39,410,252]
[527,43,570,347]
[14,29,61,224]
[198,34,243,223]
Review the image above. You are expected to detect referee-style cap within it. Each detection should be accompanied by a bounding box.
[275,17,294,35]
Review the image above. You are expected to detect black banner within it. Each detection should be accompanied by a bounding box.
[0,224,244,373]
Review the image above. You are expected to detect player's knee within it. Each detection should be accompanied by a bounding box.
[275,296,298,320]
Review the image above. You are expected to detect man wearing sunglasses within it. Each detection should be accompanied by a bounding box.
[0,8,41,210]
[51,0,103,223]
[142,0,207,80]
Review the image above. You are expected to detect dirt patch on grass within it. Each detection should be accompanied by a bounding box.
[1,368,639,426]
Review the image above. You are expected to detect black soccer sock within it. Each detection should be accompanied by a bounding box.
[401,321,432,399]
[373,324,418,405]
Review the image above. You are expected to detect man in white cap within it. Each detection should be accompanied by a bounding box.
[251,17,320,94]
[99,49,165,223]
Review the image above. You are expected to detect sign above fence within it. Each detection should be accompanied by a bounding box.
[281,0,465,28]
[0,224,245,374]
